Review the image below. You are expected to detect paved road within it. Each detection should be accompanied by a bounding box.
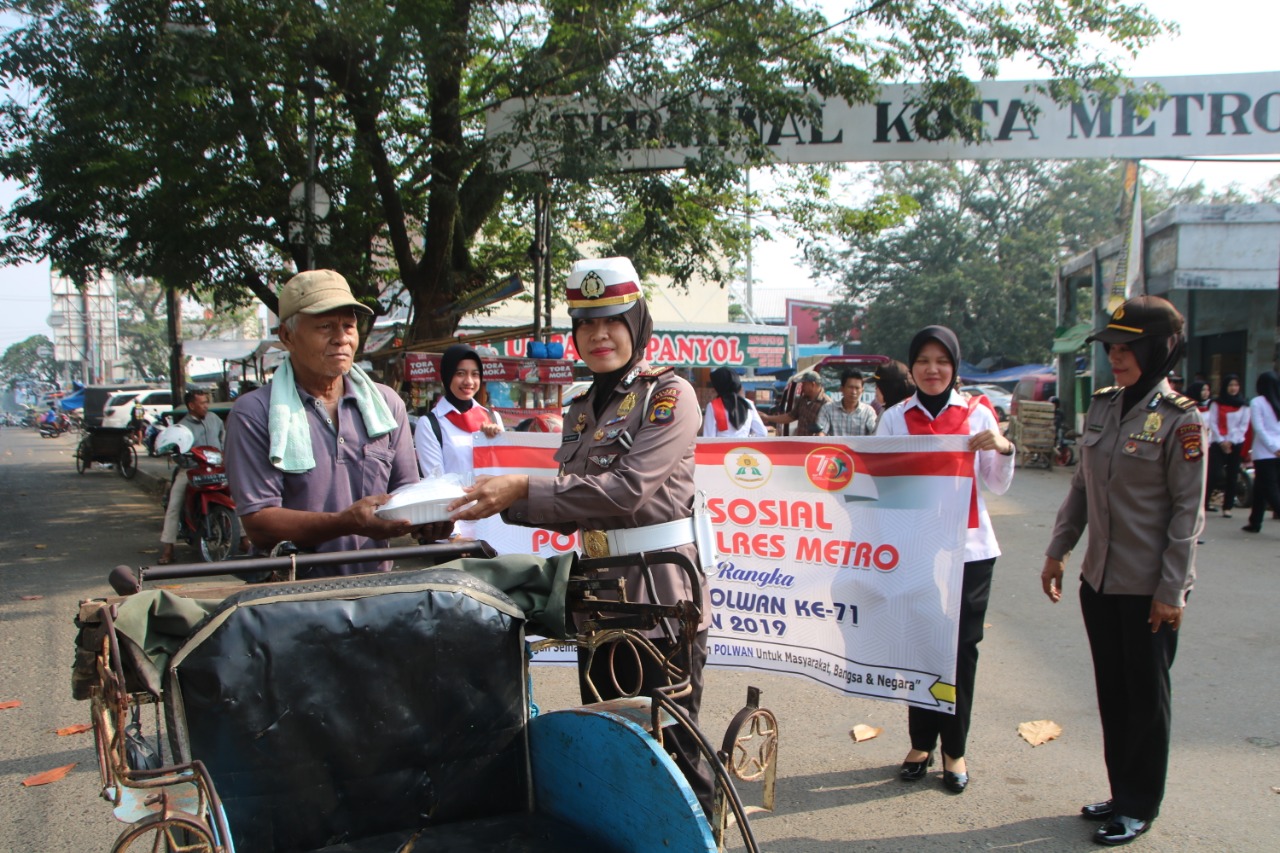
[1,426,1277,851]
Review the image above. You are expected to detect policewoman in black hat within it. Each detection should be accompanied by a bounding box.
[449,257,715,813]
[1042,295,1206,846]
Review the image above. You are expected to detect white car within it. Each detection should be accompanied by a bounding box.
[101,388,175,428]
[960,384,1013,421]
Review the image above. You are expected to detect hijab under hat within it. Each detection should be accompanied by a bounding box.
[440,344,483,413]
[873,360,915,409]
[1111,332,1185,414]
[573,296,654,417]
[710,366,750,430]
[908,325,961,418]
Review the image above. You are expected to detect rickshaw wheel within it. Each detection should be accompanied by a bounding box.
[76,438,90,474]
[111,811,218,853]
[118,445,138,480]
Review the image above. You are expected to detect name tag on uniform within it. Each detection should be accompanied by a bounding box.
[562,432,581,443]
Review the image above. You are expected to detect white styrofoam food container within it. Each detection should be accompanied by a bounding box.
[374,476,473,524]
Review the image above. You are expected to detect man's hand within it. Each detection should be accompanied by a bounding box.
[411,520,455,543]
[449,474,530,521]
[338,495,413,541]
[1149,599,1184,632]
[970,427,1014,455]
[1041,556,1065,603]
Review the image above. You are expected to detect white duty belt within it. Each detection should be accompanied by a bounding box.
[580,518,696,559]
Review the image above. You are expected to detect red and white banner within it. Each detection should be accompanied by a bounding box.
[472,433,975,711]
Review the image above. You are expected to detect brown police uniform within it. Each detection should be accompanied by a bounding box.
[503,359,715,808]
[1046,379,1206,823]
[504,360,712,631]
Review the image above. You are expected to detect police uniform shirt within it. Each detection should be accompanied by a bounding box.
[1046,381,1205,607]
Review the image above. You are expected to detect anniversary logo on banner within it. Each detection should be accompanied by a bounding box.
[470,432,975,712]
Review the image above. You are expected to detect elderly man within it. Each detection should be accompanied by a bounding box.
[224,269,444,577]
[762,369,831,436]
[158,390,229,564]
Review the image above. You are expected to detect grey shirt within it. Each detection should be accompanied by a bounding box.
[1046,381,1205,607]
[224,377,419,576]
[816,400,878,436]
[181,411,224,450]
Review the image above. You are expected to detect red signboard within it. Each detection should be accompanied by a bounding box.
[405,353,575,385]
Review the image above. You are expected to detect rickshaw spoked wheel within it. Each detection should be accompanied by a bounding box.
[111,811,218,853]
[118,444,138,480]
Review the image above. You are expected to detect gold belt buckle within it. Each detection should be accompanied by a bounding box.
[582,529,610,558]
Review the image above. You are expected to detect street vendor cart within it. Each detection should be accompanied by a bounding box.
[75,427,139,479]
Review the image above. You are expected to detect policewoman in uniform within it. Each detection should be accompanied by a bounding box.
[1042,296,1205,847]
[449,257,715,810]
[876,326,1016,794]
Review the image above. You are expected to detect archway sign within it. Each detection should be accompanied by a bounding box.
[488,72,1280,170]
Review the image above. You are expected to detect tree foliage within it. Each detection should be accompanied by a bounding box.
[0,0,1169,347]
[0,333,59,389]
[806,160,1261,365]
[114,277,259,380]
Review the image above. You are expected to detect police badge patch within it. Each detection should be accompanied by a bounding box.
[1176,423,1203,461]
[649,388,679,425]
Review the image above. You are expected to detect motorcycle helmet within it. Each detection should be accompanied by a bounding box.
[155,423,194,455]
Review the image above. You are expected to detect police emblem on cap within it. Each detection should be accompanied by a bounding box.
[580,271,606,299]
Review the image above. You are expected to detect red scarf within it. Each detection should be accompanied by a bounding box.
[445,406,489,433]
[903,398,980,528]
[711,397,729,432]
[1216,403,1239,437]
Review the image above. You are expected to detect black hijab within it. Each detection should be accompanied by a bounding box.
[1217,374,1247,407]
[440,344,483,412]
[1113,332,1184,414]
[573,297,653,417]
[908,325,961,418]
[710,366,750,430]
[1256,372,1280,420]
[1185,380,1210,410]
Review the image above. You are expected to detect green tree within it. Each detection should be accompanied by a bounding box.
[0,333,60,389]
[807,160,1264,365]
[114,277,260,379]
[0,0,1169,348]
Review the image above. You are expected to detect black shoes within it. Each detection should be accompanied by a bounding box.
[1081,800,1115,821]
[898,752,933,782]
[1093,815,1151,846]
[1242,524,1261,533]
[941,769,968,794]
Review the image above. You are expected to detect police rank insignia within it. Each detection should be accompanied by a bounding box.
[1176,423,1204,461]
[574,413,587,433]
[649,388,679,425]
[593,429,605,440]
[1144,412,1163,434]
[617,393,636,417]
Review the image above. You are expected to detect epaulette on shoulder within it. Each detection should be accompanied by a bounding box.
[640,366,674,379]
[570,388,591,403]
[1093,386,1121,397]
[1162,392,1197,411]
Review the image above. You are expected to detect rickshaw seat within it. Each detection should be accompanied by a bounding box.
[162,567,714,852]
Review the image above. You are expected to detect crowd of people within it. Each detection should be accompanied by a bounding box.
[175,260,1236,847]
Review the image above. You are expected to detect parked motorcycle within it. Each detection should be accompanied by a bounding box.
[143,415,172,457]
[156,424,241,563]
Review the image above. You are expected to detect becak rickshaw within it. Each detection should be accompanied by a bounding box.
[75,541,778,852]
[75,426,139,479]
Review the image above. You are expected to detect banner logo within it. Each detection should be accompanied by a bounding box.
[805,446,855,491]
[726,447,771,488]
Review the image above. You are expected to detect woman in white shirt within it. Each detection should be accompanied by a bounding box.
[414,344,503,537]
[1207,374,1249,518]
[702,366,768,438]
[1243,372,1280,533]
[875,326,1015,795]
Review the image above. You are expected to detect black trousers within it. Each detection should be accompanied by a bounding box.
[1208,443,1243,510]
[577,629,713,812]
[909,557,995,760]
[1080,580,1179,821]
[1249,457,1280,528]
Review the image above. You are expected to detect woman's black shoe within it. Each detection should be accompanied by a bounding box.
[1081,800,1115,821]
[1242,524,1262,533]
[942,769,968,794]
[898,752,933,781]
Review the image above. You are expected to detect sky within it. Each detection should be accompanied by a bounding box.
[2,0,1279,354]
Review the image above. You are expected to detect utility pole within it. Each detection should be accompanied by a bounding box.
[167,286,185,401]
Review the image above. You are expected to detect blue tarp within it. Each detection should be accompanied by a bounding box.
[58,388,86,411]
[958,362,1054,383]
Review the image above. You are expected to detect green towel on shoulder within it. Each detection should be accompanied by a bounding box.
[268,356,397,473]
